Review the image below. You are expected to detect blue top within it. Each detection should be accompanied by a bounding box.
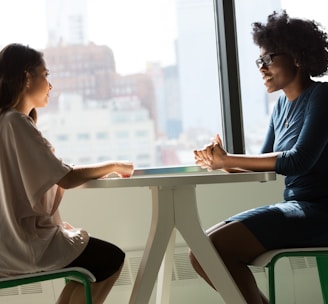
[261,81,328,203]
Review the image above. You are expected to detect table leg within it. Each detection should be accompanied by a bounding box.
[174,185,247,304]
[155,228,176,304]
[129,186,175,304]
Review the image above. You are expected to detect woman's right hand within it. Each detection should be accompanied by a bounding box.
[114,162,134,178]
[59,161,135,189]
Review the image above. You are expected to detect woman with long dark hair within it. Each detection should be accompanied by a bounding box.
[0,43,134,304]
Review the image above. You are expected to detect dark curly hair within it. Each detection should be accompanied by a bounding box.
[252,10,328,77]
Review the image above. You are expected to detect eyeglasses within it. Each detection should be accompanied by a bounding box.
[255,53,283,69]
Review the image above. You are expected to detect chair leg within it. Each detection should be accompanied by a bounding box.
[268,263,276,304]
[83,279,93,304]
[316,256,328,304]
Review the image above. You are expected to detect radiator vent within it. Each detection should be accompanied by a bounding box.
[21,282,43,294]
[0,251,318,297]
[115,253,318,287]
[290,257,317,271]
[249,265,266,274]
[0,282,42,297]
[0,287,19,297]
[174,252,198,280]
[114,251,199,287]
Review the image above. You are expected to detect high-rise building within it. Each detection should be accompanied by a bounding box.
[111,73,157,133]
[146,62,182,140]
[176,0,221,135]
[43,44,116,106]
[45,0,88,46]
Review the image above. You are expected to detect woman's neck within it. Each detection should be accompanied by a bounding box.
[13,98,32,116]
[284,77,314,101]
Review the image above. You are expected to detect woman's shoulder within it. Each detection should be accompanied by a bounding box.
[306,81,328,101]
[2,109,23,119]
[0,110,35,135]
[1,110,33,125]
[309,80,328,93]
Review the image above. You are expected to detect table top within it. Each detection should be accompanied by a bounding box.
[81,167,276,189]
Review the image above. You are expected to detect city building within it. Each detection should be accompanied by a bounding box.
[44,43,116,105]
[39,94,156,168]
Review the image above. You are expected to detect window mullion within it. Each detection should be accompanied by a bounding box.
[214,0,245,154]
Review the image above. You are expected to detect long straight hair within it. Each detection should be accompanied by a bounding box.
[0,44,44,121]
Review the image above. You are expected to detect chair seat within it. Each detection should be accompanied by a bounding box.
[0,266,96,304]
[0,267,96,284]
[250,247,328,304]
[251,247,328,267]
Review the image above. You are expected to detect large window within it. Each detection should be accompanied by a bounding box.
[0,0,222,168]
[1,0,327,168]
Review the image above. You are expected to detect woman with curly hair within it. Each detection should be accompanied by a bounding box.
[190,10,328,303]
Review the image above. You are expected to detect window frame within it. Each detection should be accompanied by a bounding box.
[214,0,245,154]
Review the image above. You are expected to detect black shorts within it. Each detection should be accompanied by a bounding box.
[64,237,125,282]
[225,200,328,250]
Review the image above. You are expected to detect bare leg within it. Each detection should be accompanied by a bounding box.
[56,264,123,304]
[189,221,269,304]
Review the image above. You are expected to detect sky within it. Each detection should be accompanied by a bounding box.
[0,0,327,74]
[281,0,328,29]
[0,0,177,74]
[86,0,177,74]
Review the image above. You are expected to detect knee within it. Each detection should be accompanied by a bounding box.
[188,249,201,273]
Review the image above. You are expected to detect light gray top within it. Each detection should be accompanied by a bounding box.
[0,110,89,277]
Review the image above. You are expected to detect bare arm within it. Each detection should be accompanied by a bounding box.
[57,161,134,189]
[218,152,279,172]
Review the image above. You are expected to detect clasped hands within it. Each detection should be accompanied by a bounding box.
[194,134,227,171]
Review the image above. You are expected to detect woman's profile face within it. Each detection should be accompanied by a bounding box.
[25,62,52,109]
[258,48,299,95]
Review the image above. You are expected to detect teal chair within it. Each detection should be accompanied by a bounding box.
[0,267,96,303]
[251,248,328,304]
